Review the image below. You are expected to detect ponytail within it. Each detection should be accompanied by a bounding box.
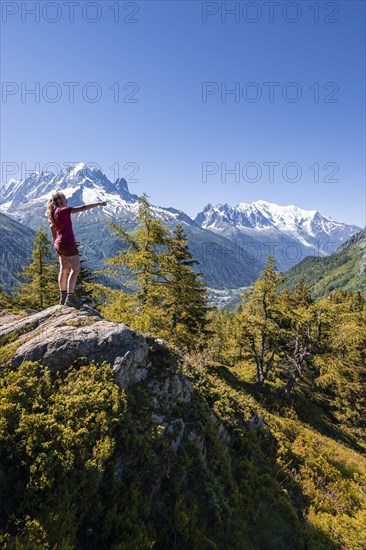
[46,191,64,230]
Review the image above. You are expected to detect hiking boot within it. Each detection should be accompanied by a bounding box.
[65,293,83,309]
[59,292,67,305]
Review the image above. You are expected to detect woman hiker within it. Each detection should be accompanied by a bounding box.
[46,192,107,308]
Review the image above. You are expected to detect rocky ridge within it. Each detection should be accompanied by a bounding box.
[0,305,230,454]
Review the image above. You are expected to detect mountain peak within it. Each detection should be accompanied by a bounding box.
[53,163,106,188]
[194,199,361,270]
[61,162,86,174]
[253,199,271,207]
[0,163,140,216]
[114,177,138,202]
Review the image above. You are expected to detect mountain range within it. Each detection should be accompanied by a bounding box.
[0,164,262,292]
[0,163,361,293]
[194,201,360,271]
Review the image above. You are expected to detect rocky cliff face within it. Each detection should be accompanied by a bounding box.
[0,305,228,454]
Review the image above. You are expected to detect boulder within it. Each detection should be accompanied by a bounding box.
[0,304,150,389]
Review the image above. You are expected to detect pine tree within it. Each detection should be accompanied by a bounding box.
[13,226,59,310]
[161,223,209,349]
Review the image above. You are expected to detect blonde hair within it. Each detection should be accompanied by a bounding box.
[46,192,64,230]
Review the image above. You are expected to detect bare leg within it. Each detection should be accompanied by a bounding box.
[67,255,81,293]
[58,256,71,291]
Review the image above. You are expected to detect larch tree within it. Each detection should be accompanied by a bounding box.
[313,290,366,429]
[105,194,174,334]
[0,282,14,311]
[105,197,210,349]
[277,280,315,397]
[236,254,285,384]
[14,226,59,310]
[205,308,238,364]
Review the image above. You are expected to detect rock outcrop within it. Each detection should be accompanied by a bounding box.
[0,305,230,453]
[0,305,151,389]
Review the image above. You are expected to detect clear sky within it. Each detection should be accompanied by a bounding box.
[1,0,365,226]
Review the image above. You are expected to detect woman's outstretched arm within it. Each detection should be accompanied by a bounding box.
[71,201,107,214]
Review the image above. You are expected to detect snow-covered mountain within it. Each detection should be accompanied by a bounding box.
[1,163,138,224]
[0,164,264,290]
[0,163,199,229]
[0,164,361,281]
[194,201,361,270]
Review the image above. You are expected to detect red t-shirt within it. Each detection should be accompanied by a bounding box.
[53,207,76,245]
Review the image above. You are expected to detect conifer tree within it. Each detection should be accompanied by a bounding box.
[262,279,315,396]
[207,308,237,363]
[0,282,14,311]
[14,226,59,310]
[236,254,285,384]
[292,277,314,307]
[313,291,366,428]
[106,194,172,333]
[161,223,209,349]
[108,195,169,295]
[278,297,314,397]
[105,198,210,348]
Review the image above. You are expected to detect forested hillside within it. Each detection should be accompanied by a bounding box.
[0,213,35,293]
[285,228,366,298]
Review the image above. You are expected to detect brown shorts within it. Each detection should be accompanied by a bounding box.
[54,242,79,257]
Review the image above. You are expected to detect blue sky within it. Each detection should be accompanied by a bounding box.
[1,0,365,226]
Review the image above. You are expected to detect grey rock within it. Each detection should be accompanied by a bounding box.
[1,305,150,389]
[151,412,166,424]
[165,419,185,452]
[210,411,231,444]
[248,414,264,432]
[148,373,194,406]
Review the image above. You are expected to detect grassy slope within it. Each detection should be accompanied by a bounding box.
[182,356,366,549]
